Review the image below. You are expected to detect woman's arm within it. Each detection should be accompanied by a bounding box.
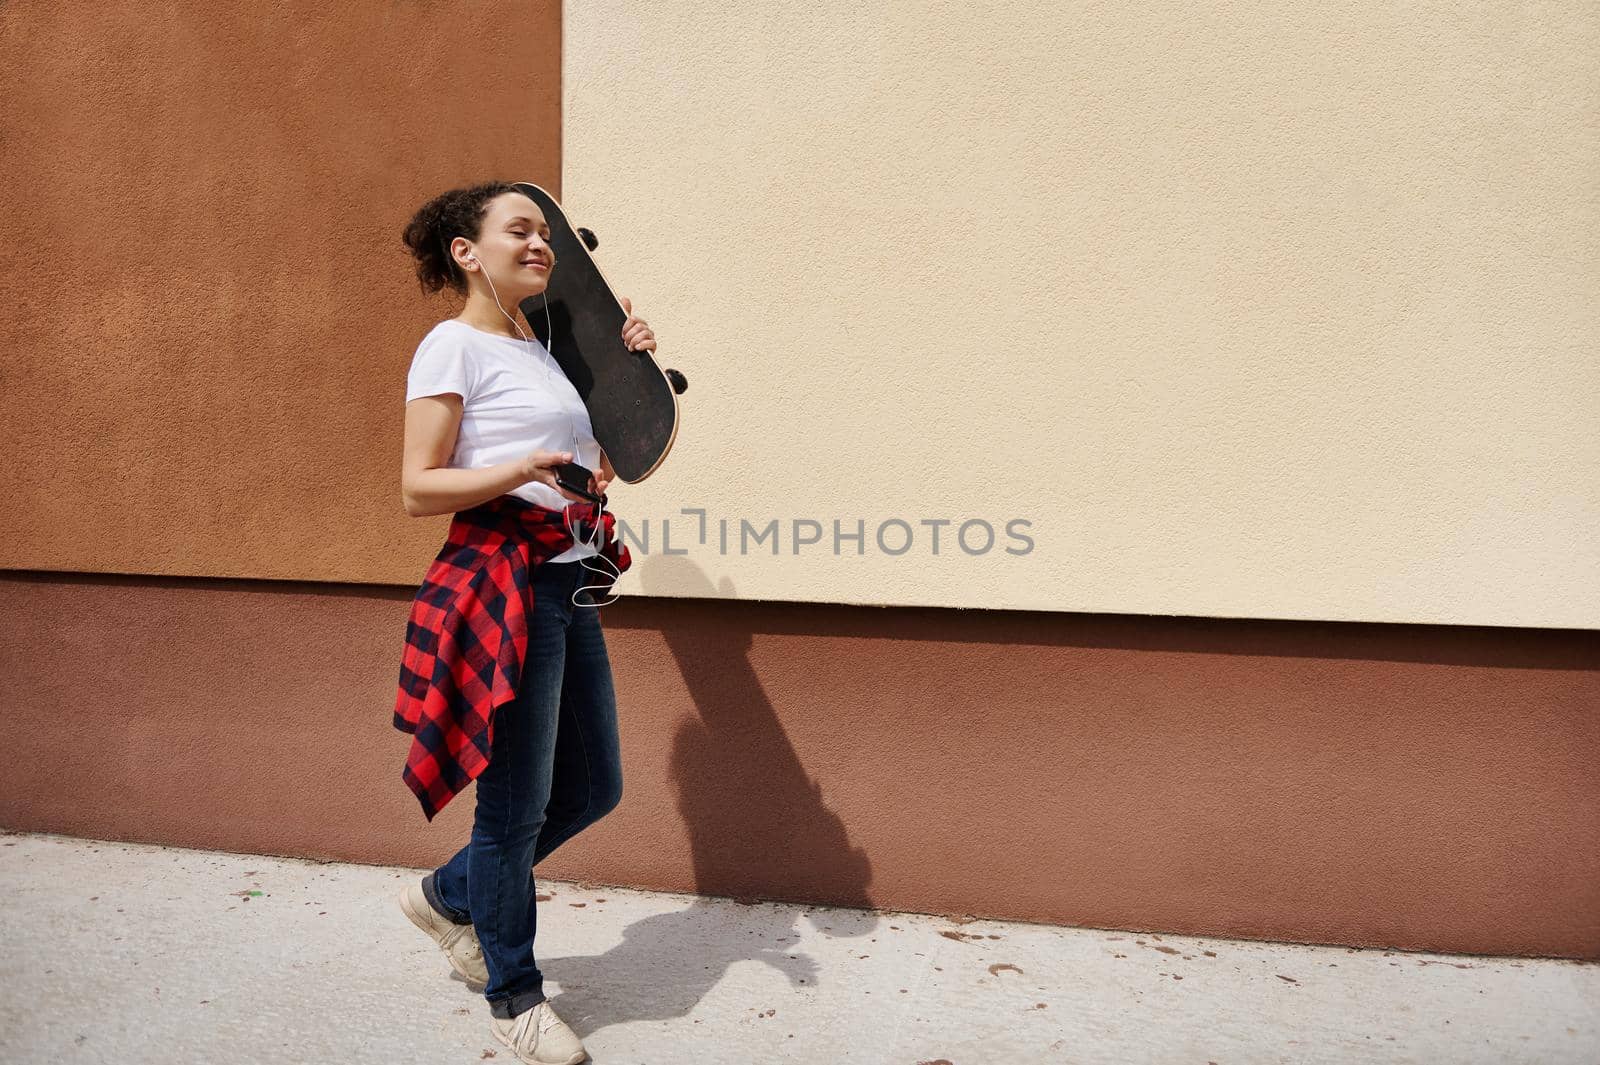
[402,394,579,517]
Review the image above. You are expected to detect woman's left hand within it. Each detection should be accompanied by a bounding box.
[619,296,657,353]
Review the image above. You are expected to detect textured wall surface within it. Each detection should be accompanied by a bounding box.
[2,1,1593,629]
[6,0,1595,970]
[2,573,1596,959]
[0,0,562,586]
[563,1,1600,626]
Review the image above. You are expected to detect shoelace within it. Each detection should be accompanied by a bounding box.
[513,1003,564,1045]
[439,923,482,960]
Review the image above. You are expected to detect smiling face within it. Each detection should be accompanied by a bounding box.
[453,190,556,298]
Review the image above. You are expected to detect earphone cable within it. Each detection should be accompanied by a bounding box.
[476,256,619,609]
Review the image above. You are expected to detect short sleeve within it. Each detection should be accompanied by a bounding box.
[406,330,477,403]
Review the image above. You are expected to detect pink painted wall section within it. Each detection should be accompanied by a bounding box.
[1,573,1595,960]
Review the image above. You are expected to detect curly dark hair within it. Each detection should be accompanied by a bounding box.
[401,181,520,295]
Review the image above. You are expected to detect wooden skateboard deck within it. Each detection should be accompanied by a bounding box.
[512,181,683,484]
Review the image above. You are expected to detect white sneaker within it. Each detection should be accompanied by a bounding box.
[489,1000,588,1065]
[397,881,489,985]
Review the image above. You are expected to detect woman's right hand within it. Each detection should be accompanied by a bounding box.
[518,449,602,503]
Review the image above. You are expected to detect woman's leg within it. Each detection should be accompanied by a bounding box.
[423,842,474,925]
[426,652,614,922]
[530,598,624,870]
[424,565,622,1014]
[457,565,575,1019]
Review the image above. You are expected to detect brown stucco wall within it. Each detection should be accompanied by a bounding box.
[0,0,560,583]
[1,571,1595,960]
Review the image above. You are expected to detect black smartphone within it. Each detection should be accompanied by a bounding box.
[553,461,603,504]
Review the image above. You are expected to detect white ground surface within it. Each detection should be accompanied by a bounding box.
[0,830,1595,1064]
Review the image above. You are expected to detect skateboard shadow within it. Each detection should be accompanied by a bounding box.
[539,554,876,1036]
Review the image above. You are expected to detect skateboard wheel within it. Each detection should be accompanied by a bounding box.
[577,227,598,251]
[665,368,688,394]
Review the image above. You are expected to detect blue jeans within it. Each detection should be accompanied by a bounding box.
[420,559,624,1019]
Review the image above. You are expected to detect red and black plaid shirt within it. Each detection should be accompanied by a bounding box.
[393,493,632,821]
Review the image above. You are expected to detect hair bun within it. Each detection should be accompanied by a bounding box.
[401,181,518,295]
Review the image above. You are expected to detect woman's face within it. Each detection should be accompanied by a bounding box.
[461,191,555,296]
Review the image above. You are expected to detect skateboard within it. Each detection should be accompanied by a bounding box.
[512,181,686,484]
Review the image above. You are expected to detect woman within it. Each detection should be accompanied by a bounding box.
[391,180,656,1065]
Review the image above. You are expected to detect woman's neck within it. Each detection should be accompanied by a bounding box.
[456,291,528,339]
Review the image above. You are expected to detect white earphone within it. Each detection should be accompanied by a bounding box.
[462,242,622,609]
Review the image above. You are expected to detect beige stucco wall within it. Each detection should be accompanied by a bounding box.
[564,1,1599,627]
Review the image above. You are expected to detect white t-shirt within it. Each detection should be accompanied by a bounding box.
[406,318,602,562]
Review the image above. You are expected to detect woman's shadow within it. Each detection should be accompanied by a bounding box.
[530,553,877,1034]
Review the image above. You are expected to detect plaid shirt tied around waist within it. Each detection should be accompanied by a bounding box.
[393,493,632,821]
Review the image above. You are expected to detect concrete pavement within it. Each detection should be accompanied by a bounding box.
[0,829,1595,1064]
